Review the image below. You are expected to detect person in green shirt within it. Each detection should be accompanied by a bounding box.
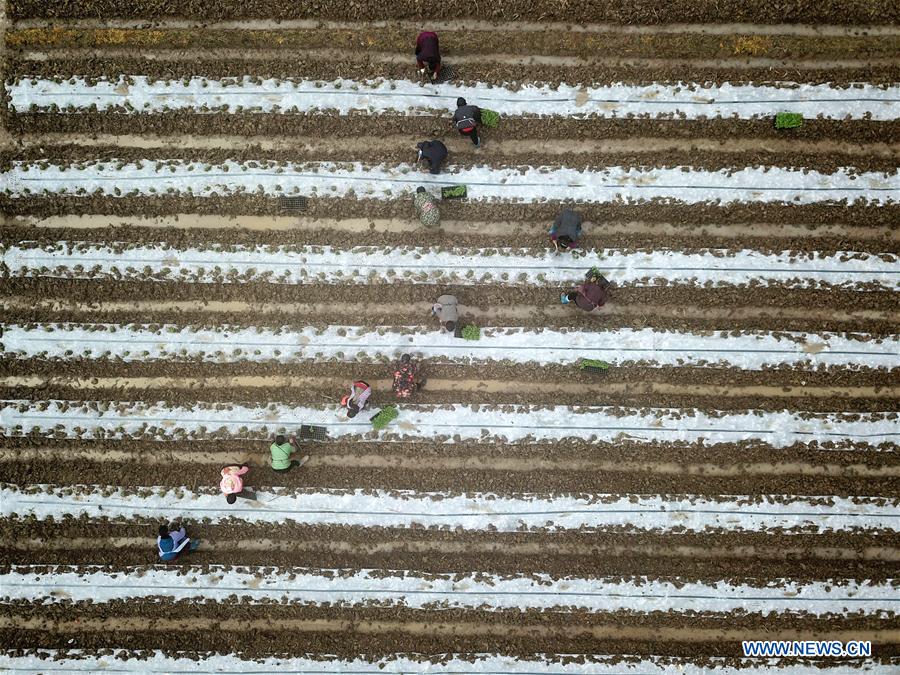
[270,433,310,472]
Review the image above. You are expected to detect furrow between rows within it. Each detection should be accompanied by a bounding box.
[8,18,900,37]
[1,608,895,658]
[5,521,897,578]
[9,113,899,146]
[8,26,899,61]
[5,484,896,535]
[4,565,894,616]
[3,400,895,449]
[6,214,897,257]
[5,242,895,292]
[5,292,895,336]
[5,0,899,25]
[8,53,900,87]
[5,323,894,371]
[2,378,894,414]
[9,142,900,176]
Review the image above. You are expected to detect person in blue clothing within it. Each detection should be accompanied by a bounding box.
[157,524,199,561]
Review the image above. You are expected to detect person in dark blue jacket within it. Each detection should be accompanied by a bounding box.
[417,140,448,174]
[157,524,199,561]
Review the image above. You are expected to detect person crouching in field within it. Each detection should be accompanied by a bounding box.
[270,433,309,472]
[393,354,425,398]
[220,464,255,504]
[341,380,372,418]
[414,186,441,228]
[453,97,482,146]
[550,209,583,252]
[415,31,442,80]
[417,140,448,175]
[561,270,611,313]
[431,294,458,333]
[157,524,199,561]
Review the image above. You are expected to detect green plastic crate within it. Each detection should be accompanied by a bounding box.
[371,405,399,430]
[775,112,803,129]
[579,358,611,373]
[461,325,481,341]
[441,185,468,200]
[480,109,500,128]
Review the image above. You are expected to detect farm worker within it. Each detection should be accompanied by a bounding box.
[341,380,372,418]
[561,275,610,313]
[220,464,251,504]
[393,353,425,399]
[417,140,448,175]
[453,97,482,147]
[431,294,459,332]
[270,433,309,472]
[415,31,442,80]
[157,524,199,561]
[550,209,583,252]
[414,186,441,228]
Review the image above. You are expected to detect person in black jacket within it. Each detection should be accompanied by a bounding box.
[452,97,482,146]
[416,140,448,174]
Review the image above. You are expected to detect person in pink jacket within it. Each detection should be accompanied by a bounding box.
[220,464,252,504]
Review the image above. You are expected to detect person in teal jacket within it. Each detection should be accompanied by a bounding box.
[157,524,199,561]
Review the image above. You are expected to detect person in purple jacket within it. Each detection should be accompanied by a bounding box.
[415,31,442,80]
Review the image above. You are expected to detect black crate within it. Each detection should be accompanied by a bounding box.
[279,196,309,213]
[435,63,457,84]
[298,424,327,441]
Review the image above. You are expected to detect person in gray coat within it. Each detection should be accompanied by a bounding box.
[431,294,459,332]
[550,209,583,252]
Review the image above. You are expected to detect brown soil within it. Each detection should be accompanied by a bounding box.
[2,5,898,664]
[5,279,897,333]
[7,0,900,25]
[3,518,897,580]
[9,112,900,146]
[4,441,899,495]
[1,359,896,413]
[3,606,897,659]
[5,142,900,175]
[9,27,900,61]
[3,220,898,256]
[5,194,898,231]
[8,53,900,86]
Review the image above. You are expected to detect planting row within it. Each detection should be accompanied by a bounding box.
[3,323,896,370]
[0,652,891,675]
[3,565,895,616]
[1,400,896,447]
[4,242,896,291]
[5,160,898,205]
[3,484,897,534]
[9,77,900,120]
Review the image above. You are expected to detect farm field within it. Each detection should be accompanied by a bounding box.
[0,0,898,672]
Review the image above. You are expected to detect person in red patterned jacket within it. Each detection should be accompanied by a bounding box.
[392,354,425,399]
[415,31,442,80]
